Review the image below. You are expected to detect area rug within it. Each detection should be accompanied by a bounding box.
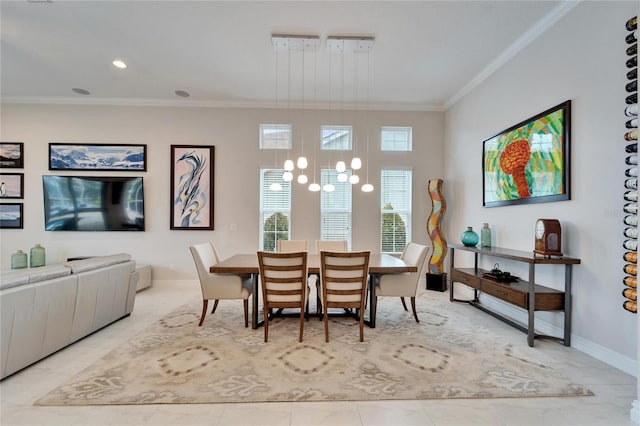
[36,293,592,405]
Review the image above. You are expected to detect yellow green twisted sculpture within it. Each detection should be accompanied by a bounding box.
[427,179,447,275]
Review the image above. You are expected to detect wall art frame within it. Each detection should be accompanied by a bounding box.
[0,173,24,199]
[170,145,215,230]
[0,143,24,169]
[49,143,147,171]
[0,203,23,229]
[482,100,571,207]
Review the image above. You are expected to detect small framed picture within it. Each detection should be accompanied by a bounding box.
[0,203,23,229]
[0,173,24,199]
[0,143,24,169]
[49,143,147,171]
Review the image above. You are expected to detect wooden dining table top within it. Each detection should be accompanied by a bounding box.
[210,253,418,274]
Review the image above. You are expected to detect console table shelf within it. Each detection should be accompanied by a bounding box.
[448,244,581,347]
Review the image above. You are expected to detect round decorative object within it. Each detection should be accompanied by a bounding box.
[460,227,479,246]
[11,250,28,269]
[30,244,45,267]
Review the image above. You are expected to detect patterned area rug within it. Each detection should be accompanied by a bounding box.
[36,293,592,405]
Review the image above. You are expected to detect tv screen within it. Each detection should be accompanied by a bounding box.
[43,176,145,231]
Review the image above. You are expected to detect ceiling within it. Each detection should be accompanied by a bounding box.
[0,0,576,111]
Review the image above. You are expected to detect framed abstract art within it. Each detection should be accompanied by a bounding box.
[483,100,571,207]
[170,145,214,230]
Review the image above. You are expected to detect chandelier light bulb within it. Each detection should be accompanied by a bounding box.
[297,174,308,184]
[270,182,282,191]
[282,171,293,182]
[361,183,374,193]
[351,157,362,170]
[309,182,321,192]
[297,156,308,169]
[323,183,335,192]
[335,161,346,173]
[284,159,295,172]
[337,172,348,182]
[349,174,360,184]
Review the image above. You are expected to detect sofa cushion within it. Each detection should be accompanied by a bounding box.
[28,265,72,284]
[0,270,31,290]
[65,253,131,273]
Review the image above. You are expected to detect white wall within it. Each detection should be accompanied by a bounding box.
[445,0,637,370]
[0,104,444,280]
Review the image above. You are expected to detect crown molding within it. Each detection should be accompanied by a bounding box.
[1,96,445,112]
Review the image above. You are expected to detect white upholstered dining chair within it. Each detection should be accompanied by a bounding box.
[372,242,430,323]
[189,242,254,327]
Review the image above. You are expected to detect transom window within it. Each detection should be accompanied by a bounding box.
[321,125,352,150]
[381,126,412,151]
[260,169,291,251]
[260,124,292,149]
[380,169,412,253]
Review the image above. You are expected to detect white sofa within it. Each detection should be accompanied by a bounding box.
[0,253,138,380]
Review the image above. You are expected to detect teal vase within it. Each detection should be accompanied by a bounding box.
[461,227,479,246]
[11,250,28,269]
[30,244,45,267]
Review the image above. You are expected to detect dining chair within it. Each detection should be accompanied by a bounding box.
[372,242,430,323]
[320,250,370,342]
[277,239,308,252]
[315,240,348,254]
[257,251,309,342]
[189,242,254,327]
[314,240,348,316]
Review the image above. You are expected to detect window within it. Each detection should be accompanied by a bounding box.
[260,124,292,149]
[380,169,412,253]
[320,169,352,247]
[381,126,412,151]
[260,169,291,251]
[321,125,352,150]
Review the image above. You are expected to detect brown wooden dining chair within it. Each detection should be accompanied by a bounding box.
[257,251,309,342]
[277,239,308,252]
[189,242,253,327]
[314,240,348,316]
[320,250,370,342]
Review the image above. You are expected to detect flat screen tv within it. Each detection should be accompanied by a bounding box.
[43,175,145,231]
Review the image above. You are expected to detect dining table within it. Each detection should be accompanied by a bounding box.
[210,253,418,329]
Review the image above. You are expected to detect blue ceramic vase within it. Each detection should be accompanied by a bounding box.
[461,227,479,246]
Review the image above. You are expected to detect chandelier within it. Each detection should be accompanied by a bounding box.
[271,34,375,193]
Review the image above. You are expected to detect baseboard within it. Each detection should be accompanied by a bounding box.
[455,286,637,377]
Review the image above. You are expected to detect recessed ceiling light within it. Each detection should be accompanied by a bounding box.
[72,88,90,95]
[175,90,190,98]
[112,59,127,69]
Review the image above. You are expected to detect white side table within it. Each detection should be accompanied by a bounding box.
[135,264,152,291]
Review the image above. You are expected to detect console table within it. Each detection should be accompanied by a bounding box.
[448,244,581,347]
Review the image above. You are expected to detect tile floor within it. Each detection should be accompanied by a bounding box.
[0,280,636,426]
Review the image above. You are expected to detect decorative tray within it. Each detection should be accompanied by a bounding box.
[482,272,519,283]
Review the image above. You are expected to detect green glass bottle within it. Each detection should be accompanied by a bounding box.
[30,244,45,267]
[11,250,28,269]
[480,223,492,247]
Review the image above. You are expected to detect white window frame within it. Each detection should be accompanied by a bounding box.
[320,169,352,248]
[259,169,291,251]
[381,126,412,151]
[260,124,292,149]
[321,125,352,150]
[380,169,412,254]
